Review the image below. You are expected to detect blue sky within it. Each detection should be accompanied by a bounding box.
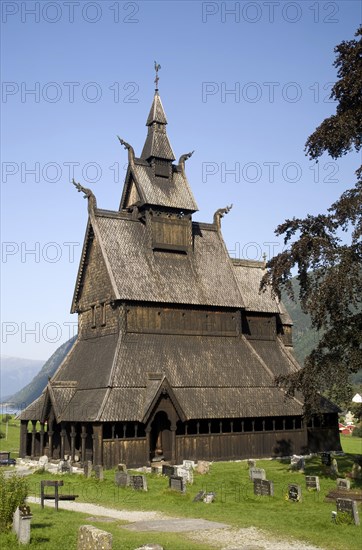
[1,0,361,360]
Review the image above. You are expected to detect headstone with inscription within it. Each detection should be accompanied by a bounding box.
[169,475,186,494]
[288,484,302,502]
[253,479,274,497]
[94,465,104,481]
[129,474,148,491]
[336,498,360,525]
[247,459,256,468]
[249,467,266,481]
[183,460,195,470]
[176,466,193,484]
[115,471,129,487]
[305,475,320,491]
[162,464,176,477]
[336,478,350,490]
[59,460,72,474]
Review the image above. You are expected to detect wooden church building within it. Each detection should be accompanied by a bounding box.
[19,76,340,467]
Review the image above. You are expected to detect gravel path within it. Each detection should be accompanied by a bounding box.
[27,497,324,550]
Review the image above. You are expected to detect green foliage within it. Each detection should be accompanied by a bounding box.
[0,432,5,440]
[0,471,28,532]
[335,511,354,525]
[352,424,362,438]
[0,415,20,456]
[1,415,13,424]
[262,25,362,415]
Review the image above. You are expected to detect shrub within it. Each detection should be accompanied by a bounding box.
[351,424,362,437]
[0,470,28,532]
[1,415,12,424]
[0,431,5,439]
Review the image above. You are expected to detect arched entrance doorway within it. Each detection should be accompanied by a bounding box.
[150,411,172,462]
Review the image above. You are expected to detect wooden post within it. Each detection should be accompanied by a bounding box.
[60,423,66,459]
[19,421,28,458]
[48,430,54,458]
[171,423,176,464]
[145,426,151,465]
[39,422,45,455]
[81,424,87,463]
[31,421,37,458]
[92,423,103,466]
[70,424,76,461]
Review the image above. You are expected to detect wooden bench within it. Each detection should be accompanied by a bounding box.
[40,480,78,511]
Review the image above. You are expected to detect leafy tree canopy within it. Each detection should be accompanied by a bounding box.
[262,26,362,416]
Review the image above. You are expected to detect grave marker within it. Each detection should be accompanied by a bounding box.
[247,459,256,468]
[321,452,331,466]
[305,476,320,492]
[94,465,104,481]
[288,484,302,502]
[84,461,92,478]
[115,471,129,487]
[129,474,148,491]
[117,463,127,472]
[183,460,195,470]
[203,492,215,503]
[169,475,186,494]
[162,464,176,477]
[290,455,305,471]
[337,478,350,491]
[249,467,266,481]
[193,490,205,502]
[336,498,360,525]
[253,479,274,497]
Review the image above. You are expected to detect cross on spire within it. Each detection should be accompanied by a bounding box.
[154,61,161,91]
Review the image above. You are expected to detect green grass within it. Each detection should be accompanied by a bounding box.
[0,414,20,458]
[20,456,361,550]
[340,434,362,454]
[0,503,210,550]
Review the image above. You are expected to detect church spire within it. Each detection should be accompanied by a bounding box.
[141,62,175,161]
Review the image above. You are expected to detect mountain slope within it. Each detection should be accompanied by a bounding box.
[9,336,76,408]
[0,356,45,400]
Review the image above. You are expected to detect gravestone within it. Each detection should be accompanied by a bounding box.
[290,455,305,471]
[247,459,256,468]
[176,466,194,485]
[117,463,127,473]
[74,454,80,462]
[203,492,215,503]
[336,498,360,525]
[183,460,195,470]
[151,465,162,475]
[196,461,210,474]
[321,452,331,466]
[94,465,104,481]
[193,490,206,502]
[253,479,274,497]
[337,478,350,490]
[331,458,339,476]
[305,476,320,491]
[59,459,72,474]
[162,464,176,477]
[38,455,48,467]
[249,467,266,481]
[77,524,112,550]
[84,460,93,478]
[129,475,148,491]
[12,506,32,545]
[288,484,302,502]
[115,471,129,487]
[351,462,362,480]
[169,475,186,494]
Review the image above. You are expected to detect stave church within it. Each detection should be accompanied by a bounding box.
[19,69,340,467]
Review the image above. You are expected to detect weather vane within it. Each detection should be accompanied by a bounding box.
[154,61,161,91]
